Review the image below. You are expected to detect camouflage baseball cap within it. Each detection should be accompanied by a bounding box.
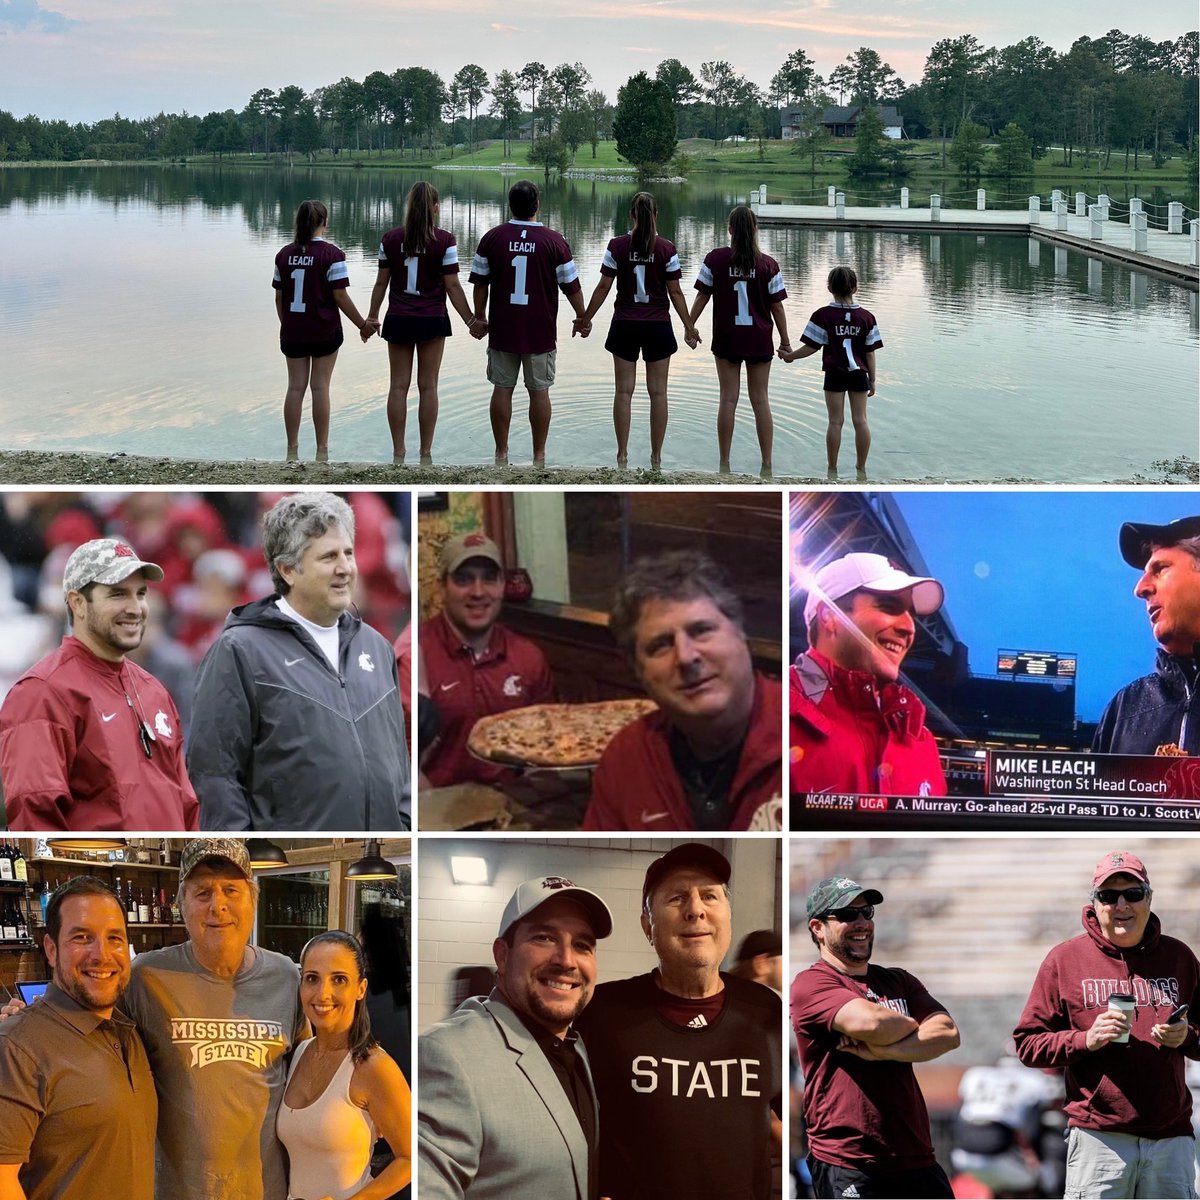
[440,531,503,576]
[178,838,253,884]
[63,538,164,594]
[806,876,884,920]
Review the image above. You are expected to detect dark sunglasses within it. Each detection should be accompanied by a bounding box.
[820,904,874,923]
[1094,887,1148,905]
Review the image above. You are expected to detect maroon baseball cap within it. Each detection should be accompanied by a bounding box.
[1092,851,1149,889]
[642,843,731,909]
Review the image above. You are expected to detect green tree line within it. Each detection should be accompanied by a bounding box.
[0,30,1193,170]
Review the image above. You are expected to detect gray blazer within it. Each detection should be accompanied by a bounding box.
[418,990,595,1199]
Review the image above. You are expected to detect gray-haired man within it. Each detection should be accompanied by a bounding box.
[188,492,409,830]
[1094,515,1200,757]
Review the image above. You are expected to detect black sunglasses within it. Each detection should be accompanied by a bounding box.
[1093,887,1148,905]
[820,904,874,923]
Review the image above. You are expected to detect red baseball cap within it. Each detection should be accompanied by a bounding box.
[1091,851,1149,889]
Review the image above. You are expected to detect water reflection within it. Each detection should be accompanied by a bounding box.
[0,165,1195,481]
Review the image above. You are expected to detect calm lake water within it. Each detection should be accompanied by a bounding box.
[1,165,1196,481]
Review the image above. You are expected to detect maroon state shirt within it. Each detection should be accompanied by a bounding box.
[791,959,946,1172]
[379,226,459,319]
[801,302,884,372]
[272,238,349,343]
[601,234,682,322]
[419,613,555,787]
[694,248,786,359]
[468,219,581,354]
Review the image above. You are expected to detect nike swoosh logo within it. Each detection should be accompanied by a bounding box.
[640,810,670,824]
[439,681,461,692]
[284,657,304,667]
[101,712,117,722]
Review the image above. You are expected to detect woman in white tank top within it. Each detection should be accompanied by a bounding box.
[277,931,412,1200]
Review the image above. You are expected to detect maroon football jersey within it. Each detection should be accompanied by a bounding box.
[273,238,349,343]
[379,226,459,319]
[694,248,786,359]
[601,234,682,323]
[468,220,581,355]
[801,303,884,372]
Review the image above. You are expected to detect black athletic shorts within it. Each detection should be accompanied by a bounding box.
[605,319,678,363]
[383,313,453,345]
[823,366,871,394]
[808,1157,954,1199]
[280,330,344,360]
[714,351,773,366]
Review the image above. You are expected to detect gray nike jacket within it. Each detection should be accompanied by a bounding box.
[188,595,410,831]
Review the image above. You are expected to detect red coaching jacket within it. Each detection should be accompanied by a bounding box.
[789,649,946,797]
[584,673,783,831]
[0,637,199,831]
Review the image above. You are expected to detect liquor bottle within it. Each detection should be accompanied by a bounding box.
[13,844,27,884]
[14,900,28,944]
[126,880,139,925]
[159,887,171,925]
[38,880,50,926]
[0,844,12,882]
[170,892,182,925]
[138,887,151,925]
[1,898,16,942]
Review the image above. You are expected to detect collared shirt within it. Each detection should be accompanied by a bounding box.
[0,982,157,1200]
[515,1009,599,1200]
[668,727,743,830]
[420,613,555,787]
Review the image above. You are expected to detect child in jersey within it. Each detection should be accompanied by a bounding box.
[272,199,374,462]
[366,181,479,466]
[782,265,883,480]
[576,191,699,469]
[688,205,790,477]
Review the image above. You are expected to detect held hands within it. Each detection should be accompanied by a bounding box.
[468,316,488,340]
[572,316,592,338]
[776,344,794,363]
[684,327,701,350]
[1085,1008,1131,1050]
[360,318,381,343]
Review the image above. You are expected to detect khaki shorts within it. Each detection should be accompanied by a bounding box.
[487,349,557,391]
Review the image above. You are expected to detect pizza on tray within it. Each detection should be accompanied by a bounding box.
[467,698,657,768]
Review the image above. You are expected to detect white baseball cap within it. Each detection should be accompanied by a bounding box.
[802,551,944,629]
[498,876,613,940]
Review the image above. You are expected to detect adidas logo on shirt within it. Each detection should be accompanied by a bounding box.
[841,1186,861,1198]
[687,1015,708,1029]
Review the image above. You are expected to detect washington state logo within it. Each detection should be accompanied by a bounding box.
[154,711,173,738]
[170,1018,288,1068]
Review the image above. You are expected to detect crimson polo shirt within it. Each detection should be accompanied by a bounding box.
[419,614,555,787]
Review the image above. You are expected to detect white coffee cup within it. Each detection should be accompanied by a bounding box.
[1107,992,1136,1043]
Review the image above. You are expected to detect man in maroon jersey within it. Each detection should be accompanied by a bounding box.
[791,876,959,1198]
[420,531,554,788]
[468,180,589,466]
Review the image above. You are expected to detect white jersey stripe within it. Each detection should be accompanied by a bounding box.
[665,253,681,273]
[470,253,491,278]
[442,244,459,267]
[697,263,714,288]
[802,319,829,345]
[555,260,579,286]
[326,261,349,283]
[767,271,785,296]
[865,327,882,347]
[602,248,619,271]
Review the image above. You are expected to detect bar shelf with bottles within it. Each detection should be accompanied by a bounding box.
[0,841,35,951]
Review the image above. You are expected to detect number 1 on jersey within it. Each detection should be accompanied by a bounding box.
[734,280,752,325]
[404,256,420,295]
[510,256,529,306]
[289,269,306,313]
[633,264,649,304]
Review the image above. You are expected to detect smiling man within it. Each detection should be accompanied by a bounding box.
[0,878,157,1200]
[188,491,409,830]
[1094,516,1200,757]
[419,531,554,788]
[0,537,198,831]
[120,838,304,1200]
[575,843,782,1200]
[418,875,613,1199]
[790,551,947,797]
[1014,851,1200,1199]
[791,875,960,1199]
[585,551,782,831]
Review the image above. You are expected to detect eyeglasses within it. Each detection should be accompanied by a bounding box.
[820,904,874,923]
[1093,887,1148,905]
